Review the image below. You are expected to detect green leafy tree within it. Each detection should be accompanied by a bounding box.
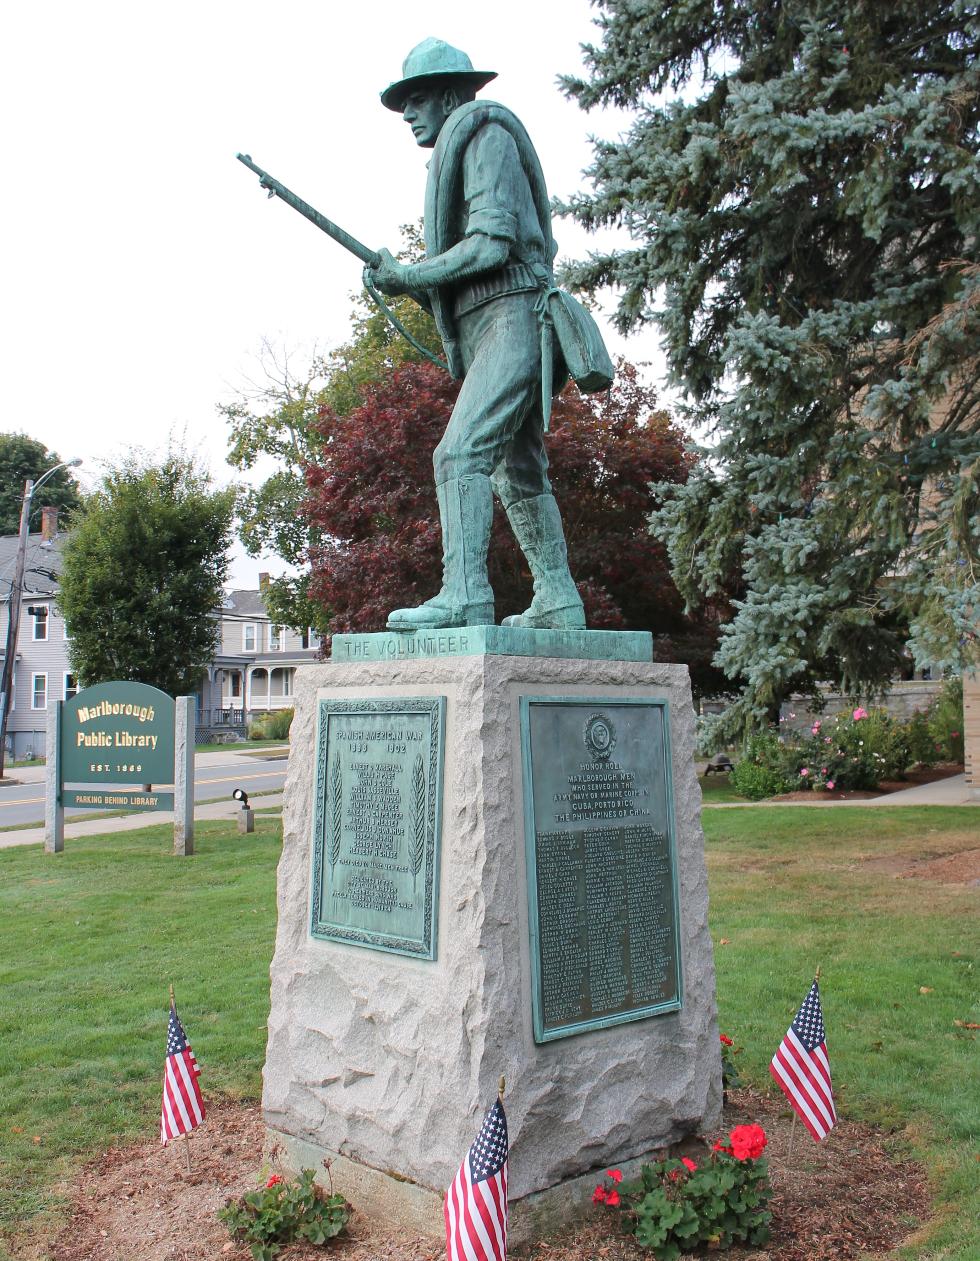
[58,453,234,697]
[562,0,980,735]
[225,225,442,631]
[302,357,730,697]
[0,433,82,534]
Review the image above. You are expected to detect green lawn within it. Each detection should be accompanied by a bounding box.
[703,806,979,1259]
[0,807,976,1257]
[698,773,747,803]
[0,820,280,1241]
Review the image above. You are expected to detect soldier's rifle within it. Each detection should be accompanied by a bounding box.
[236,153,445,369]
[236,153,380,268]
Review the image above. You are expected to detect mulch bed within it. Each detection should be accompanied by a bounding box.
[36,1088,926,1261]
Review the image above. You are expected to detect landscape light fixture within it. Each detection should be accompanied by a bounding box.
[232,788,250,809]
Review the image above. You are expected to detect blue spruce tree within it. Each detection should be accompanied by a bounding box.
[562,0,980,734]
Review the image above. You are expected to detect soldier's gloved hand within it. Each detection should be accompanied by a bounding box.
[366,248,411,297]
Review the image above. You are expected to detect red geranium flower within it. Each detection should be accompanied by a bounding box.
[605,1168,623,1183]
[681,1157,698,1173]
[592,1185,608,1204]
[265,1174,284,1188]
[605,1189,621,1208]
[712,1140,732,1155]
[728,1123,768,1161]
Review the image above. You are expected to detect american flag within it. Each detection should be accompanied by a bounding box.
[770,978,837,1141]
[160,1001,205,1145]
[445,1097,509,1261]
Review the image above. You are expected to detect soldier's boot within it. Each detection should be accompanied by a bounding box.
[501,494,586,630]
[386,475,495,631]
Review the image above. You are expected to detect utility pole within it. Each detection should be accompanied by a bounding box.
[0,459,81,779]
[0,480,34,780]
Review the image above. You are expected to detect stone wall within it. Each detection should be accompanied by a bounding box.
[776,680,943,732]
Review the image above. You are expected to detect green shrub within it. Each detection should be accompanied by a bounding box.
[264,707,294,740]
[219,1168,350,1260]
[928,677,964,762]
[594,1125,771,1260]
[729,760,791,800]
[729,731,793,799]
[903,708,938,768]
[731,694,960,798]
[781,708,913,791]
[249,708,294,741]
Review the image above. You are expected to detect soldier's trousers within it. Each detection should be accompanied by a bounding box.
[433,291,552,508]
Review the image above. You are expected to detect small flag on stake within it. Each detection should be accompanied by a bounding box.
[769,976,837,1141]
[160,996,205,1146]
[445,1091,509,1261]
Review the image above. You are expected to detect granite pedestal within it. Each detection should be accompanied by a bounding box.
[263,631,720,1242]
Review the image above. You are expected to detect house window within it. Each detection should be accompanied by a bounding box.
[301,627,318,650]
[282,669,293,696]
[30,605,49,641]
[32,673,47,710]
[64,674,78,701]
[243,624,256,652]
[229,672,242,699]
[269,625,282,652]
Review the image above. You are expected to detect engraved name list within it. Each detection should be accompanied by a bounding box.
[522,699,681,1042]
[311,698,445,959]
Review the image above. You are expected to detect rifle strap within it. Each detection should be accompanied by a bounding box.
[362,279,448,372]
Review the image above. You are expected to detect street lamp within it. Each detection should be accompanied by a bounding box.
[0,459,82,778]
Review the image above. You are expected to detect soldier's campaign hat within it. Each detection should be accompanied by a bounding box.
[380,38,497,111]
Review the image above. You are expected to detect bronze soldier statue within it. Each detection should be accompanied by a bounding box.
[367,38,592,633]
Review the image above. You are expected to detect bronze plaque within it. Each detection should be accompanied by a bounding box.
[521,697,681,1042]
[311,697,445,959]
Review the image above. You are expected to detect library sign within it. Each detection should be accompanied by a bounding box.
[60,681,176,811]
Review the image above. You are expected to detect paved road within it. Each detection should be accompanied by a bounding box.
[0,751,287,829]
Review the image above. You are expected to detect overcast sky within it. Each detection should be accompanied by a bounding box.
[2,1,661,587]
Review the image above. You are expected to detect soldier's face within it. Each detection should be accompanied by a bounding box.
[402,88,452,148]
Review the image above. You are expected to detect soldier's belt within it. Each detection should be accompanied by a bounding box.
[454,263,539,317]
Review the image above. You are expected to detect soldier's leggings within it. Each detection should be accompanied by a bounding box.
[433,290,552,509]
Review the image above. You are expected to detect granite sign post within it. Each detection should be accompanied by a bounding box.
[45,682,195,855]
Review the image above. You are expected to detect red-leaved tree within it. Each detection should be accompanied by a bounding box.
[303,359,729,695]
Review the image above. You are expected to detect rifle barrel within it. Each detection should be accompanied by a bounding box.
[236,153,379,268]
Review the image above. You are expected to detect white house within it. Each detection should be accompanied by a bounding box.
[196,584,322,740]
[0,509,321,758]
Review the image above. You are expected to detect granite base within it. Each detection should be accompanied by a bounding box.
[263,653,720,1240]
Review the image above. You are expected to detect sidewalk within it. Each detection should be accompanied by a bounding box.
[0,791,284,850]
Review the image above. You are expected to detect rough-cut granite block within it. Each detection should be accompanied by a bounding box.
[263,655,720,1239]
